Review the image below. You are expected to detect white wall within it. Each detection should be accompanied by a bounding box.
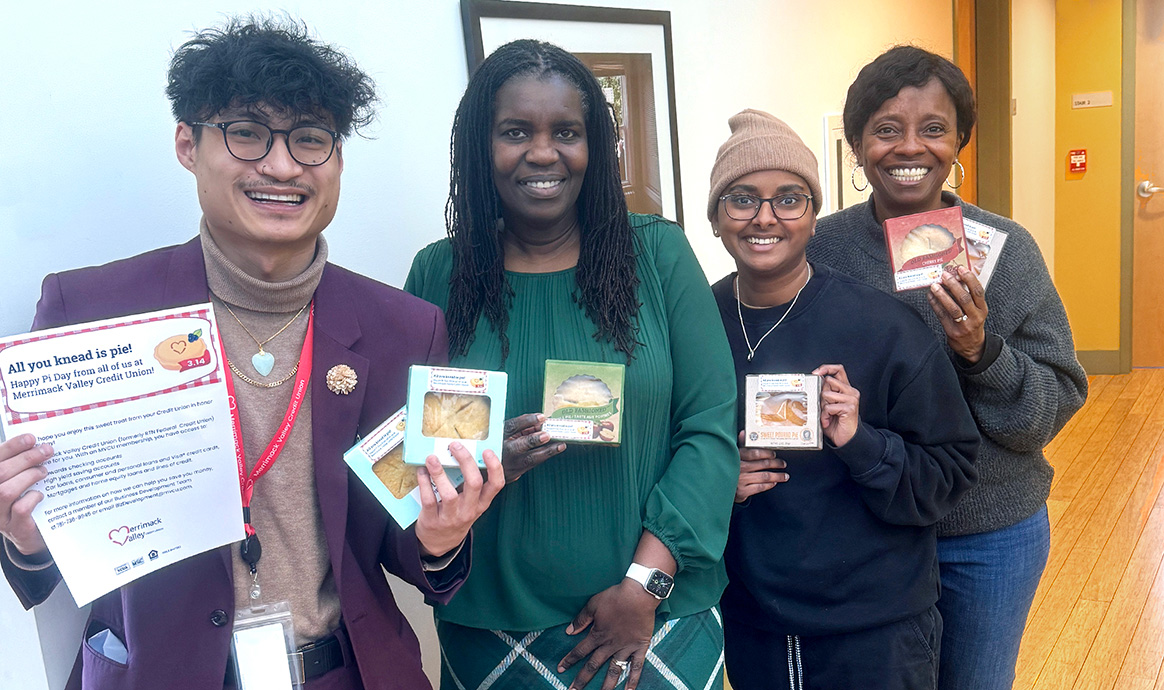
[559,0,954,282]
[1011,0,1058,274]
[0,0,957,339]
[0,1,954,687]
[0,0,471,339]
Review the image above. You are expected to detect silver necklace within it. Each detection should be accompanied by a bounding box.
[736,265,813,362]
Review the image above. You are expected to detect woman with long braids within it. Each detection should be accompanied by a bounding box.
[405,40,737,690]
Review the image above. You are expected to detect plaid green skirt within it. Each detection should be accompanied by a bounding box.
[437,607,725,690]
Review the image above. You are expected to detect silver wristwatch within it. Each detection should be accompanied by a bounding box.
[625,562,674,600]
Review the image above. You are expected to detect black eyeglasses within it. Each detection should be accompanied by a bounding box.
[190,120,339,166]
[719,193,813,221]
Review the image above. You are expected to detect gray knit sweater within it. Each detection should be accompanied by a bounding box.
[808,193,1088,537]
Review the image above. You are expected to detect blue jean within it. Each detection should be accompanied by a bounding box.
[936,505,1050,690]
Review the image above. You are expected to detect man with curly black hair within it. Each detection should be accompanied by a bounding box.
[0,17,502,690]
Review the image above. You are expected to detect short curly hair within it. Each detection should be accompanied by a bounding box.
[843,45,976,152]
[166,15,377,138]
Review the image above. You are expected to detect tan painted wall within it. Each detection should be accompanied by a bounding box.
[1012,0,1058,274]
[535,0,956,281]
[1055,0,1124,351]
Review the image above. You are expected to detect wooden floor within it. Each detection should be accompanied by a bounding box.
[1015,368,1164,690]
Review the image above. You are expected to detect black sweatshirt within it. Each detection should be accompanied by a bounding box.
[714,264,979,636]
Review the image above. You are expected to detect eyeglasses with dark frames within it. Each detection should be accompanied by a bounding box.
[719,192,813,222]
[190,120,339,167]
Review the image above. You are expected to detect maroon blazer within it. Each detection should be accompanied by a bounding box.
[1,237,462,690]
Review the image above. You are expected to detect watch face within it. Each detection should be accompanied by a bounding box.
[645,570,674,599]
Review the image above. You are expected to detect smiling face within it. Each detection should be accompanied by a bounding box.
[490,74,588,237]
[713,169,815,287]
[852,78,959,223]
[175,104,343,280]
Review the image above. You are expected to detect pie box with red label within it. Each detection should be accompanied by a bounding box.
[882,206,972,292]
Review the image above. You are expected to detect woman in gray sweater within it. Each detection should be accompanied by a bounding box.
[808,46,1088,690]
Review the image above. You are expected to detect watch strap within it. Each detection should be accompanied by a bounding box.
[625,562,653,586]
[625,562,673,599]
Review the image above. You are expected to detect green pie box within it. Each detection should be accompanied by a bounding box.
[541,359,625,445]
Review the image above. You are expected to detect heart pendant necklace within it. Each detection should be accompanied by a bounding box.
[220,301,308,376]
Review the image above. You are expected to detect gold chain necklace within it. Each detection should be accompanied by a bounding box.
[219,300,308,376]
[736,265,813,362]
[226,357,299,388]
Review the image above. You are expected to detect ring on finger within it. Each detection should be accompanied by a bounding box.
[611,659,629,671]
[954,314,969,323]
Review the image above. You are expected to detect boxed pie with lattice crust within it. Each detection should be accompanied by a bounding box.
[744,374,822,449]
[883,206,971,292]
[403,365,507,468]
[343,406,465,528]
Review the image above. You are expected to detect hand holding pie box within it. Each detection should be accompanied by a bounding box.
[744,374,823,450]
[343,406,464,528]
[541,360,625,445]
[402,365,507,468]
[883,206,972,292]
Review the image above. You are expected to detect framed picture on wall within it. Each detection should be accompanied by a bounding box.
[461,0,684,225]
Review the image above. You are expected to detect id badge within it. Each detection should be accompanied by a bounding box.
[231,602,302,690]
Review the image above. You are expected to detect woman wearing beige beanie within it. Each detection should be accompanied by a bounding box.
[709,109,979,689]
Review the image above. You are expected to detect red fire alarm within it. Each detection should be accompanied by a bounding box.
[1069,149,1087,173]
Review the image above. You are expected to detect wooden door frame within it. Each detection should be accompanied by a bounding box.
[1119,0,1134,373]
[968,0,1013,218]
[954,0,978,204]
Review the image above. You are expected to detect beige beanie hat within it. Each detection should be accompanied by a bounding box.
[707,109,822,221]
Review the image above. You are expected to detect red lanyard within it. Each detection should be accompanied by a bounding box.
[215,305,315,537]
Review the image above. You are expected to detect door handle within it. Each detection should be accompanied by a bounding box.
[1138,180,1163,198]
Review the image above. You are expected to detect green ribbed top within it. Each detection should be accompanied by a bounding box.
[405,215,738,631]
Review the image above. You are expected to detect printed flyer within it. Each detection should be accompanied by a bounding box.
[0,304,242,605]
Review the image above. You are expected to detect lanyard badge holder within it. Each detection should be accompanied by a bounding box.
[215,306,315,690]
[231,601,303,690]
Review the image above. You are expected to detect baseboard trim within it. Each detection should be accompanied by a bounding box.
[1076,350,1125,375]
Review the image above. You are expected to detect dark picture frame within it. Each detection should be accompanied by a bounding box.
[460,0,684,225]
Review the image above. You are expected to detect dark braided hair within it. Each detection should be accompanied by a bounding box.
[445,39,640,364]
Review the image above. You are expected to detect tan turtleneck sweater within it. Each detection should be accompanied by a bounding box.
[201,224,340,646]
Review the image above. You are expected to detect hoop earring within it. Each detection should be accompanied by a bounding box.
[947,159,965,189]
[851,166,869,192]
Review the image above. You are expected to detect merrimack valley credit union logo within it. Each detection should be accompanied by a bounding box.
[108,518,163,546]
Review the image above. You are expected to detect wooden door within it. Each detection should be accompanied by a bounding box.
[954,0,978,205]
[575,53,664,217]
[1133,0,1164,365]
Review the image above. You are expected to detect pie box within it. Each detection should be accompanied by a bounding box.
[343,406,464,528]
[962,217,1009,289]
[541,359,625,446]
[883,206,972,292]
[744,374,823,450]
[403,365,507,468]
